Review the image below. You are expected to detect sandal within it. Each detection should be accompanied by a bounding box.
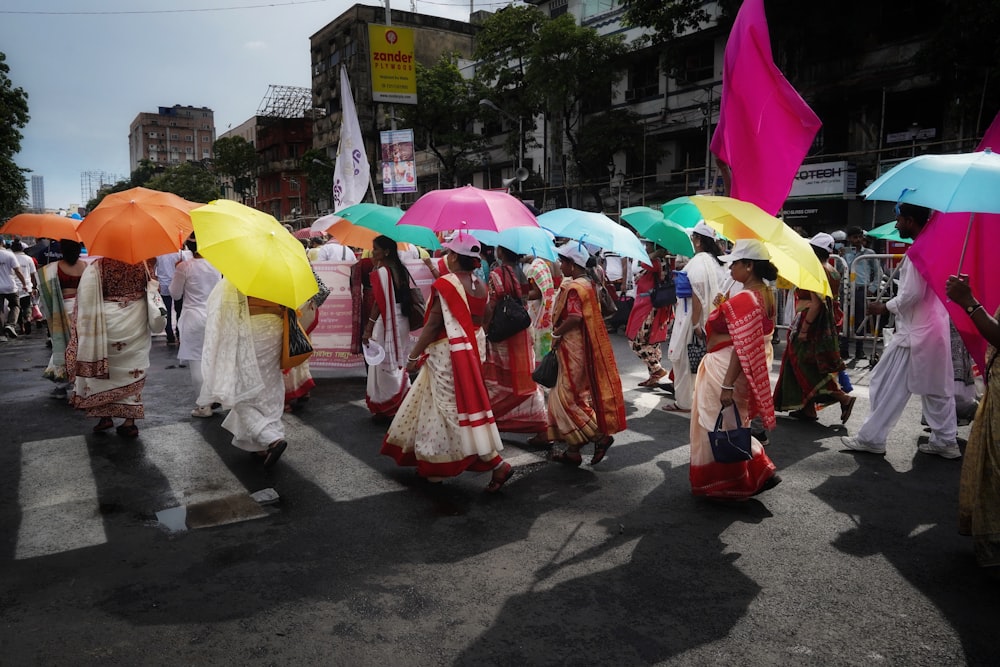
[526,434,555,447]
[637,369,667,387]
[661,402,691,413]
[93,417,114,433]
[591,436,614,465]
[115,423,139,439]
[485,462,514,493]
[788,409,818,422]
[550,448,583,466]
[840,396,857,423]
[263,440,288,469]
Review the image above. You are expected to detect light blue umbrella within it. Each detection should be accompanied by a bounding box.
[469,226,558,261]
[864,220,912,245]
[861,149,1000,213]
[536,208,650,262]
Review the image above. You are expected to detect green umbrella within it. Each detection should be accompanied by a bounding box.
[865,220,913,245]
[659,196,705,229]
[333,203,441,249]
[621,206,696,257]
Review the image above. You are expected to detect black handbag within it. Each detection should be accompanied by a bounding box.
[649,273,677,308]
[687,335,707,373]
[531,350,559,388]
[708,403,754,463]
[487,267,531,342]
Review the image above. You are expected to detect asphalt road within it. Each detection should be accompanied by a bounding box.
[0,328,997,666]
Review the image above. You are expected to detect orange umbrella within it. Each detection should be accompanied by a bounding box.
[78,187,199,263]
[325,218,406,250]
[0,213,83,242]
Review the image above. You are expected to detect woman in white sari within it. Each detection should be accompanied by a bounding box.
[381,235,513,493]
[199,280,288,468]
[362,236,417,420]
[68,257,153,438]
[665,222,727,412]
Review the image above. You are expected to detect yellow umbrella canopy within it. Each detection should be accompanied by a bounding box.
[690,195,831,297]
[190,200,318,309]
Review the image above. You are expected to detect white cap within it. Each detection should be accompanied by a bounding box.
[831,230,847,241]
[691,220,717,239]
[556,241,591,268]
[362,341,386,366]
[809,232,835,252]
[719,239,771,263]
[441,232,483,258]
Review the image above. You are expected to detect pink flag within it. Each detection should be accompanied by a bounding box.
[710,0,822,215]
[908,110,1000,371]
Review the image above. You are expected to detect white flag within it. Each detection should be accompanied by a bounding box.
[332,65,370,211]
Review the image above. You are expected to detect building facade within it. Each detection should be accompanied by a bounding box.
[30,175,44,213]
[128,105,216,173]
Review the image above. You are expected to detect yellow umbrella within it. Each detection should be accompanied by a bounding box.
[190,200,318,309]
[690,195,831,297]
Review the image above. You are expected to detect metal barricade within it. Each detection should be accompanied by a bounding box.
[841,253,904,363]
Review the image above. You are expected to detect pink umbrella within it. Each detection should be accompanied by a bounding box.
[293,228,315,239]
[908,110,1000,370]
[396,185,538,233]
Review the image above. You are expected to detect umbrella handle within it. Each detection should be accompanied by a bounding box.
[956,212,975,274]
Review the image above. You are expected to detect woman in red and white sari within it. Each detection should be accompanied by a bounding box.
[381,235,513,493]
[363,236,417,419]
[690,239,780,499]
[483,246,548,434]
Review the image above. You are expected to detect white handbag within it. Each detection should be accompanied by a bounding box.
[144,263,167,334]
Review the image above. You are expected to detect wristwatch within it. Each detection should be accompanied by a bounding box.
[965,303,980,315]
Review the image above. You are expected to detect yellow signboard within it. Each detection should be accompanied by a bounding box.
[368,24,417,105]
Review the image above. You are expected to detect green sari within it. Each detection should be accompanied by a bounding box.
[773,288,846,411]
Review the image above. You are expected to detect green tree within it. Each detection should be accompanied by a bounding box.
[526,15,631,202]
[145,162,219,203]
[0,52,31,220]
[130,159,160,188]
[301,149,334,214]
[400,54,491,187]
[212,136,258,200]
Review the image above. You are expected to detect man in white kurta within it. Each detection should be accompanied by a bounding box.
[842,203,958,458]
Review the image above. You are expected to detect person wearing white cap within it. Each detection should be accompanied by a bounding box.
[625,240,673,388]
[772,233,856,423]
[664,221,727,412]
[545,242,626,465]
[689,239,781,498]
[381,233,515,493]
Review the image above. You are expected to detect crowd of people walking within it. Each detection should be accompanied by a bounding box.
[3,196,996,569]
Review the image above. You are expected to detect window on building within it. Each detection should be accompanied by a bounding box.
[148,131,158,138]
[171,134,179,140]
[288,144,299,159]
[581,0,614,19]
[185,135,193,141]
[678,41,715,84]
[185,147,193,154]
[202,150,211,159]
[627,58,659,101]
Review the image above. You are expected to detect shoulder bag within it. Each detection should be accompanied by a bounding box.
[687,334,707,373]
[487,266,531,342]
[648,270,677,309]
[407,277,427,330]
[708,403,754,463]
[281,307,314,369]
[143,262,167,334]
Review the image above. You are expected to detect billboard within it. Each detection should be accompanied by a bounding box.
[368,24,417,104]
[380,129,417,194]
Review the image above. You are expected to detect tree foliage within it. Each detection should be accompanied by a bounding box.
[0,52,31,220]
[145,162,219,204]
[402,54,491,187]
[301,148,334,213]
[212,136,258,199]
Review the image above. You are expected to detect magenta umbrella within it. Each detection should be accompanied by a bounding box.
[396,185,538,233]
[907,111,1000,371]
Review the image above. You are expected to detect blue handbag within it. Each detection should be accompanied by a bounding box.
[708,403,754,463]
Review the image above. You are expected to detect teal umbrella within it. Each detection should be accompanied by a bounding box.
[470,227,558,261]
[620,207,695,257]
[333,203,441,250]
[659,196,705,228]
[865,220,913,245]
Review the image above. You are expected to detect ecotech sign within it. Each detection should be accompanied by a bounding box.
[788,160,856,198]
[368,24,417,104]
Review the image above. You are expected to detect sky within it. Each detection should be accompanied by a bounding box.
[0,0,492,212]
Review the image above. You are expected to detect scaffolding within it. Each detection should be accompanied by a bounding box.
[256,84,324,119]
[80,171,127,203]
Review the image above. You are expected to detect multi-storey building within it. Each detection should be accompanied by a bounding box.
[128,105,216,173]
[30,175,44,213]
[308,4,477,200]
